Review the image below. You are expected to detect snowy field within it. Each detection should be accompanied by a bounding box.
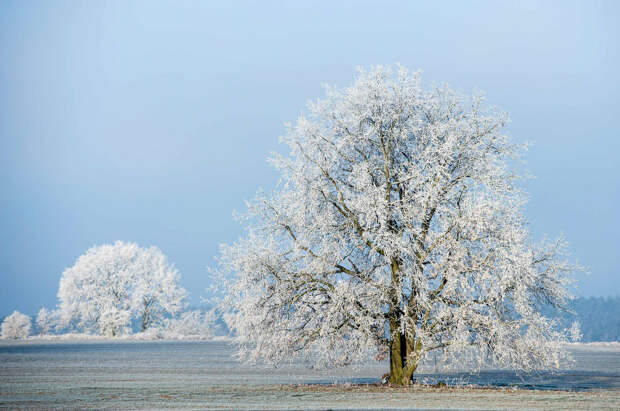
[0,340,619,410]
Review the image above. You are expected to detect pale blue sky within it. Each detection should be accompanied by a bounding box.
[1,0,618,316]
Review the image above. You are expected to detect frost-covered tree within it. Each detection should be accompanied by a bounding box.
[132,247,187,331]
[58,241,187,336]
[1,311,31,339]
[217,66,579,385]
[36,307,58,335]
[59,241,138,336]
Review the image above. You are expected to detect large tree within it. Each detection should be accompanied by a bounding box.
[58,241,187,336]
[217,66,578,385]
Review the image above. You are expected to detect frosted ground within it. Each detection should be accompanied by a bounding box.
[0,341,619,409]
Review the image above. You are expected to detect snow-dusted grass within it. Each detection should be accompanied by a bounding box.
[5,384,617,410]
[1,340,618,409]
[201,384,620,410]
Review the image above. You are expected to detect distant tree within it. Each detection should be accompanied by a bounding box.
[132,246,187,331]
[569,321,582,343]
[217,66,579,385]
[36,307,58,335]
[58,241,187,336]
[1,311,31,339]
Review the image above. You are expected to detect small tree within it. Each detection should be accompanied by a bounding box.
[98,308,132,337]
[58,241,187,336]
[217,66,579,385]
[2,311,31,339]
[132,246,187,331]
[36,307,58,335]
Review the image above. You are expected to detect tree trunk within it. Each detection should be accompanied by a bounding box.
[387,257,420,385]
[141,298,152,331]
[141,311,148,331]
[389,319,404,384]
[400,333,408,370]
[389,322,420,385]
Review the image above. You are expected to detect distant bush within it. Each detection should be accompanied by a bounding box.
[1,311,32,339]
[159,310,216,339]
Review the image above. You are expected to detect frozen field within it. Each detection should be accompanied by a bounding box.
[0,340,619,409]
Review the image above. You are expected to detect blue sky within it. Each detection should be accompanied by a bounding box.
[1,0,618,316]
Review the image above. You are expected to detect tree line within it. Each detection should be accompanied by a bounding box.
[545,296,620,342]
[5,296,617,342]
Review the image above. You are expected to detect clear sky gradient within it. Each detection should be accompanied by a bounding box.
[1,0,618,316]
